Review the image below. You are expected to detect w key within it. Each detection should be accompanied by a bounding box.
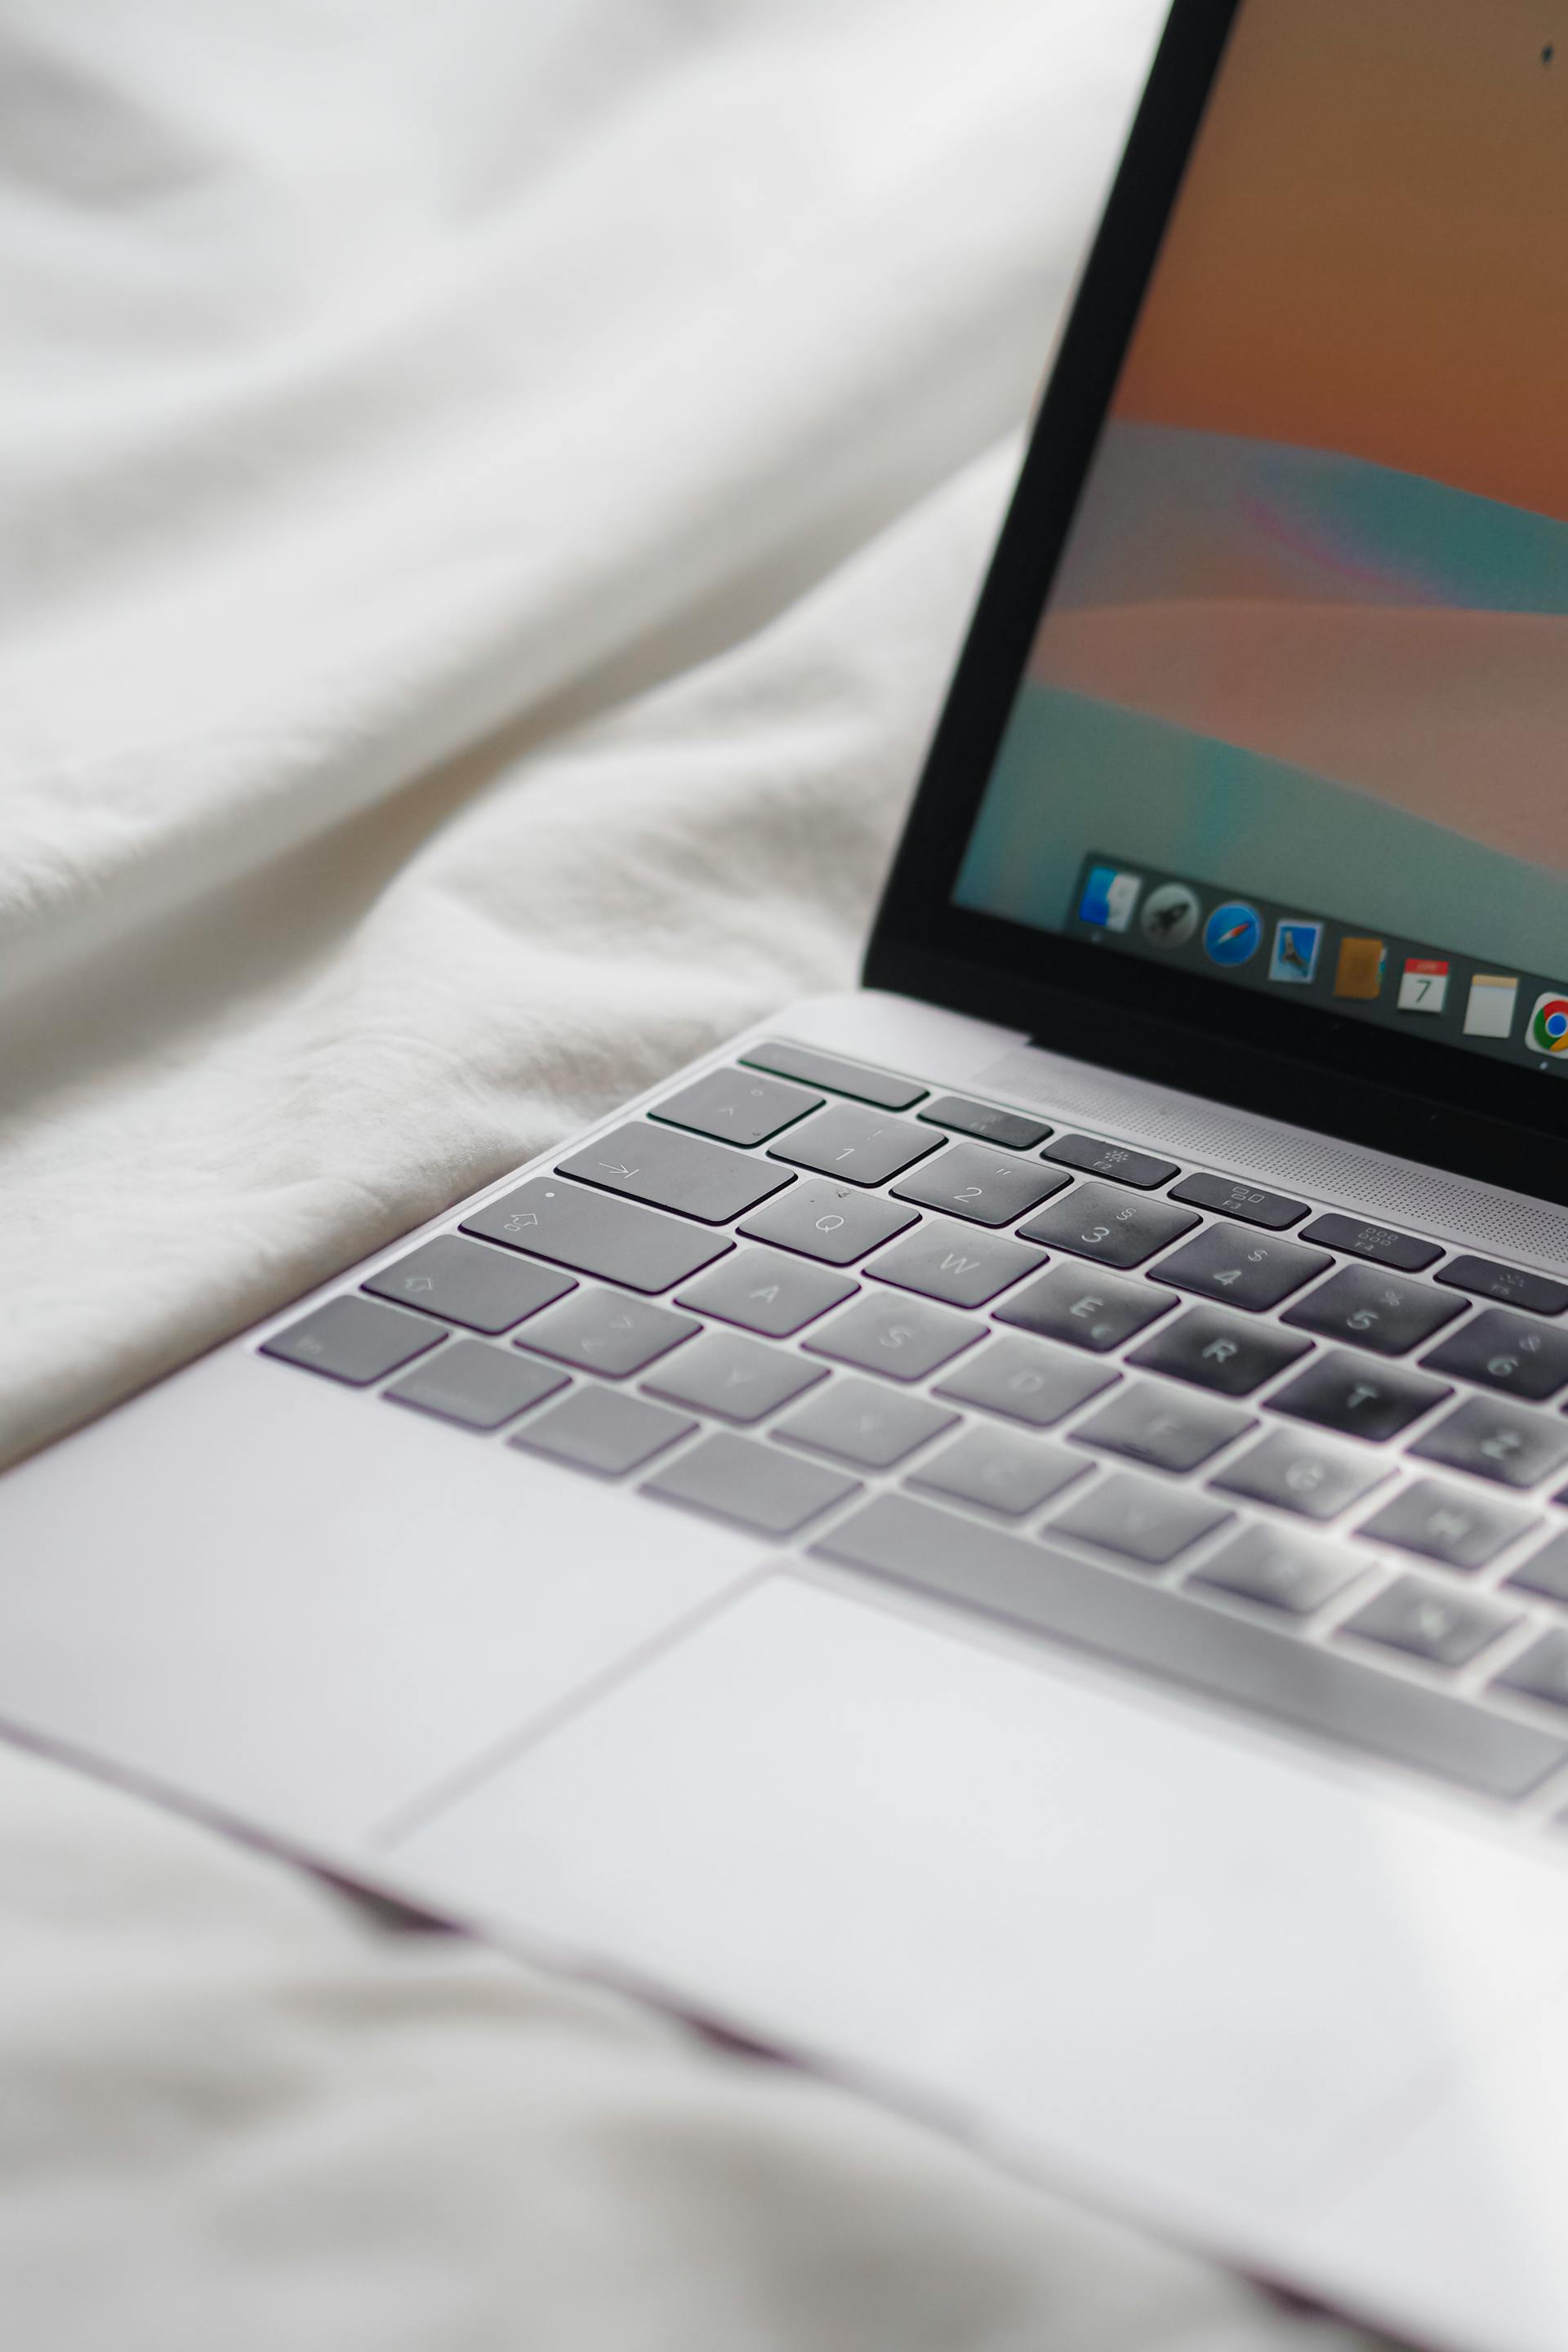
[559,1120,791,1223]
[868,1218,1045,1309]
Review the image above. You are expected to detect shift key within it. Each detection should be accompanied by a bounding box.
[462,1178,733,1293]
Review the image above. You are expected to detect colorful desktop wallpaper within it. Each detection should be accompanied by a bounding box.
[956,0,1568,980]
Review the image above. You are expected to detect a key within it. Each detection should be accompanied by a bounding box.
[1339,1578,1519,1671]
[1281,1263,1465,1354]
[933,1335,1118,1428]
[1210,1428,1388,1521]
[1169,1174,1308,1229]
[644,1331,826,1424]
[769,1103,941,1187]
[866,1218,1045,1309]
[385,1341,567,1432]
[364,1236,575,1334]
[1267,1351,1450,1443]
[1050,1470,1231,1566]
[675,1246,857,1337]
[909,1428,1087,1519]
[1190,1524,1363,1617]
[993,1263,1172,1352]
[1410,1395,1568,1490]
[892,1142,1070,1227]
[737,1178,916,1265]
[804,1292,983,1383]
[774,1379,957,1470]
[739,1042,924,1110]
[652,1067,821,1147]
[1434,1256,1568,1316]
[1155,1224,1331,1312]
[462,1178,731,1292]
[515,1285,697,1377]
[813,1496,1568,1799]
[261,1296,443,1387]
[1043,1135,1178,1189]
[1493,1630,1568,1714]
[1423,1309,1568,1402]
[917,1096,1050,1151]
[1504,1530,1568,1607]
[1356,1477,1537,1571]
[1018,1183,1198,1270]
[1071,1382,1254,1473]
[1298,1215,1441,1274]
[644,1431,860,1536]
[558,1120,790,1223]
[1127,1306,1311,1397]
[510,1386,696,1477]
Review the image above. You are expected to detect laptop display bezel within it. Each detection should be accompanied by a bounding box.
[864,0,1568,1206]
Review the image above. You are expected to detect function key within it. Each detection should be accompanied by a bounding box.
[1169,1173,1307,1230]
[1281,1263,1464,1355]
[1128,1305,1310,1397]
[893,1141,1069,1227]
[1435,1255,1568,1316]
[1422,1308,1568,1403]
[739,1041,925,1111]
[1156,1223,1331,1312]
[918,1095,1050,1151]
[1044,1134,1179,1190]
[770,1103,941,1187]
[262,1295,443,1388]
[1019,1182,1197,1271]
[1298,1214,1441,1274]
[653,1067,821,1147]
[559,1120,790,1223]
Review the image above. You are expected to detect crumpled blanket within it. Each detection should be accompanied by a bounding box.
[0,3,1383,2344]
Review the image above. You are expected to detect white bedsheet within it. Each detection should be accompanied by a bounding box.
[0,5,1383,2343]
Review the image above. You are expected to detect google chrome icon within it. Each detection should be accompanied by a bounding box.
[1530,993,1568,1054]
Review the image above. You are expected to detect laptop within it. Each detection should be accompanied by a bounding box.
[7,3,1568,2343]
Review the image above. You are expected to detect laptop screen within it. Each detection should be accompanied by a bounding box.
[953,0,1568,1079]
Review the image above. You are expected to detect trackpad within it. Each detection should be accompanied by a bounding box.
[392,1572,1568,2229]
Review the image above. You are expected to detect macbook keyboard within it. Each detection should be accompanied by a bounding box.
[260,1042,1568,1818]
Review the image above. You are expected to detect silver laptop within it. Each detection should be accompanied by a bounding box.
[7,5,1568,2344]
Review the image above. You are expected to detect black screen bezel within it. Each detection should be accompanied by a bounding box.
[864,0,1568,1205]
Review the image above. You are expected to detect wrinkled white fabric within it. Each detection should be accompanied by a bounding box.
[1,5,1386,2346]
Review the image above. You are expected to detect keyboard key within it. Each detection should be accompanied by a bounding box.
[775,1379,957,1471]
[867,1218,1045,1309]
[1071,1382,1254,1473]
[918,1096,1049,1151]
[1281,1263,1465,1354]
[1267,1351,1450,1443]
[1435,1256,1568,1316]
[1423,1308,1568,1402]
[805,1292,983,1383]
[1298,1215,1441,1273]
[1191,1524,1362,1617]
[1156,1224,1332,1312]
[1018,1183,1199,1271]
[892,1143,1070,1227]
[813,1497,1568,1800]
[1169,1174,1307,1229]
[386,1341,567,1432]
[462,1178,731,1292]
[1211,1429,1388,1521]
[644,1331,826,1423]
[738,1178,916,1265]
[1504,1530,1568,1607]
[652,1067,821,1147]
[1044,1135,1178,1189]
[993,1264,1173,1352]
[675,1246,856,1336]
[769,1104,941,1187]
[1341,1578,1519,1671]
[1050,1471,1231,1566]
[1127,1307,1311,1397]
[644,1431,859,1536]
[911,1428,1087,1519]
[559,1120,790,1223]
[739,1042,924,1110]
[510,1386,695,1477]
[261,1296,442,1387]
[934,1336,1118,1428]
[1492,1630,1568,1714]
[364,1236,574,1334]
[1410,1395,1568,1490]
[516,1285,697,1377]
[1357,1477,1538,1572]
